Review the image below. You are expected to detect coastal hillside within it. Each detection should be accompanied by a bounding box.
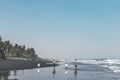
[0,35,38,60]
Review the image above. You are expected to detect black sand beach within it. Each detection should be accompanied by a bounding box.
[0,59,57,71]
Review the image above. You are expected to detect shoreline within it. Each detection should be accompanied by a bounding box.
[0,59,58,71]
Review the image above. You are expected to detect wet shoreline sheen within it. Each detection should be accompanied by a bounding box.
[0,59,56,71]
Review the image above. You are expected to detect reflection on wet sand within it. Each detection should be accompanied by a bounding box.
[0,71,18,80]
[52,66,56,78]
[13,70,17,76]
[0,71,10,80]
[64,65,79,80]
[65,68,68,75]
[0,64,80,80]
[74,69,78,80]
[37,69,40,73]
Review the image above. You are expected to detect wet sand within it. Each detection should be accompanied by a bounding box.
[0,59,57,71]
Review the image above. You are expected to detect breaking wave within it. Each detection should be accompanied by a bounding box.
[102,65,120,73]
[69,59,120,73]
[75,59,120,65]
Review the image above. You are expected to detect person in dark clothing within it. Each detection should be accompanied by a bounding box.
[74,59,77,69]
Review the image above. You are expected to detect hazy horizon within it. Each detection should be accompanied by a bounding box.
[0,0,120,59]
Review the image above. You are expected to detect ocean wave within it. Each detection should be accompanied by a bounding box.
[103,59,120,65]
[70,59,120,65]
[102,65,120,73]
[64,59,120,74]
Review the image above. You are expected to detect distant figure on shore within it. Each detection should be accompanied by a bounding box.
[74,59,78,69]
[37,63,40,72]
[53,59,56,66]
[65,63,68,75]
[37,63,40,68]
[74,60,78,80]
[65,63,68,69]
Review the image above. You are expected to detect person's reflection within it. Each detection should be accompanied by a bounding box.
[52,66,56,78]
[37,69,40,73]
[0,71,10,80]
[0,71,18,80]
[22,70,24,76]
[74,68,78,80]
[65,68,68,75]
[14,70,17,76]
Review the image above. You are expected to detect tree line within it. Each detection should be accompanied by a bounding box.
[0,35,38,60]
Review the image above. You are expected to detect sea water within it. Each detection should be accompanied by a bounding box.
[0,59,120,80]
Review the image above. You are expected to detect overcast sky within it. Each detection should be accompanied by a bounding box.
[0,0,120,59]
